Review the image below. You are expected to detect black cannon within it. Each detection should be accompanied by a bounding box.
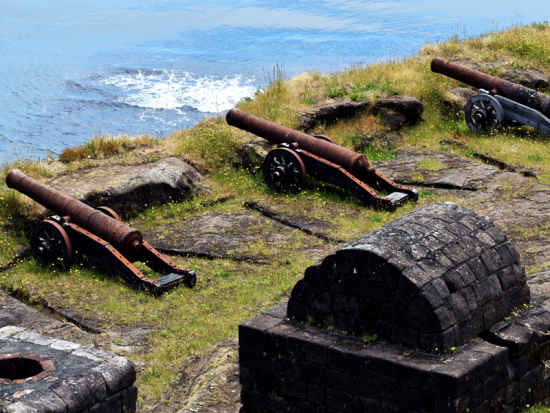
[226,109,418,210]
[6,169,196,294]
[431,57,550,135]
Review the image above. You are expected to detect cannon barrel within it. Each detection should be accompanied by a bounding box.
[226,108,376,180]
[6,169,143,255]
[431,57,550,119]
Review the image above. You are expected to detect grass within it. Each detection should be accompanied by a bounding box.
[58,133,160,163]
[1,21,550,412]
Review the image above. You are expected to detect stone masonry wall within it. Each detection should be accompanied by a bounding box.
[239,203,550,412]
[240,299,550,413]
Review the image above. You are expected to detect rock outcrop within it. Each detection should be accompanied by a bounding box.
[47,157,208,217]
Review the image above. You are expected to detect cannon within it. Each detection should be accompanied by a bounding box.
[226,109,418,210]
[6,169,196,294]
[431,57,550,135]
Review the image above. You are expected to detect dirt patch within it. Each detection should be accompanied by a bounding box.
[149,339,241,413]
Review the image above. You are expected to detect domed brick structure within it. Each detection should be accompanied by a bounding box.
[287,202,529,352]
[238,203,550,413]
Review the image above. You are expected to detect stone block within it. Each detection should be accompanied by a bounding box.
[519,370,537,395]
[318,367,344,390]
[283,377,308,400]
[469,383,484,408]
[397,387,422,410]
[287,329,327,365]
[508,356,529,381]
[308,383,325,405]
[372,381,398,405]
[504,380,518,405]
[358,345,405,383]
[303,263,328,295]
[446,291,469,322]
[468,256,489,281]
[354,396,382,413]
[344,374,373,399]
[263,323,295,356]
[326,388,354,412]
[4,389,66,413]
[496,266,517,292]
[239,314,281,351]
[432,360,476,397]
[483,374,498,399]
[239,348,272,372]
[395,353,439,391]
[327,339,366,374]
[419,326,456,352]
[454,348,492,384]
[50,371,107,413]
[434,393,469,413]
[89,393,122,413]
[419,306,456,334]
[290,279,316,308]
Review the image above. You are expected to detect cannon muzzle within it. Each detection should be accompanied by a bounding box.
[431,57,550,119]
[6,169,142,255]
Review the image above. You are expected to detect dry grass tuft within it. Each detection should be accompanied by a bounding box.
[59,133,160,163]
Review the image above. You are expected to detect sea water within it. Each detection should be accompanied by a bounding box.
[1,0,549,161]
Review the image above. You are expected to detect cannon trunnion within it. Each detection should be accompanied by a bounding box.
[431,57,550,136]
[6,169,196,294]
[226,108,418,211]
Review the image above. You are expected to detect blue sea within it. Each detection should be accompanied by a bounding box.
[1,1,549,161]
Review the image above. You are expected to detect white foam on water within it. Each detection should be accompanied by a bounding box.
[102,70,256,113]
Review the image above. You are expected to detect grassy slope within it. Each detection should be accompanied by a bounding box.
[0,22,549,411]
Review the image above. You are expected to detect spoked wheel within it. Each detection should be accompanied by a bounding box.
[97,206,123,222]
[30,220,73,271]
[314,134,338,145]
[262,148,307,194]
[465,94,504,134]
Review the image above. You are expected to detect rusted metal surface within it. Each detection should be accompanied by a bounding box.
[6,169,142,255]
[431,57,550,118]
[226,108,376,181]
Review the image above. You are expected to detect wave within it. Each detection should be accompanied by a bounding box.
[101,69,257,113]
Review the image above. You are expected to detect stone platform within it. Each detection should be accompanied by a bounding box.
[238,203,550,412]
[0,327,137,413]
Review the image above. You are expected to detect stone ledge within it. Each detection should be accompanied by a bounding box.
[0,327,136,413]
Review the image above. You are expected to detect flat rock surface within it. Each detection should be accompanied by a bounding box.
[299,98,372,131]
[46,157,208,218]
[372,146,528,191]
[142,210,331,264]
[244,201,338,242]
[0,291,102,347]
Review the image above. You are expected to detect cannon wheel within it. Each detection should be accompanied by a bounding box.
[262,148,307,194]
[30,220,73,271]
[97,206,123,222]
[465,94,504,134]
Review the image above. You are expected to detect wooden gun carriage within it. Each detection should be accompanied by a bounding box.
[226,109,418,211]
[6,169,196,294]
[432,57,550,136]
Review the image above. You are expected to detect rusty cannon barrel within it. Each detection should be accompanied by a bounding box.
[431,56,550,118]
[6,169,143,255]
[226,108,376,181]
